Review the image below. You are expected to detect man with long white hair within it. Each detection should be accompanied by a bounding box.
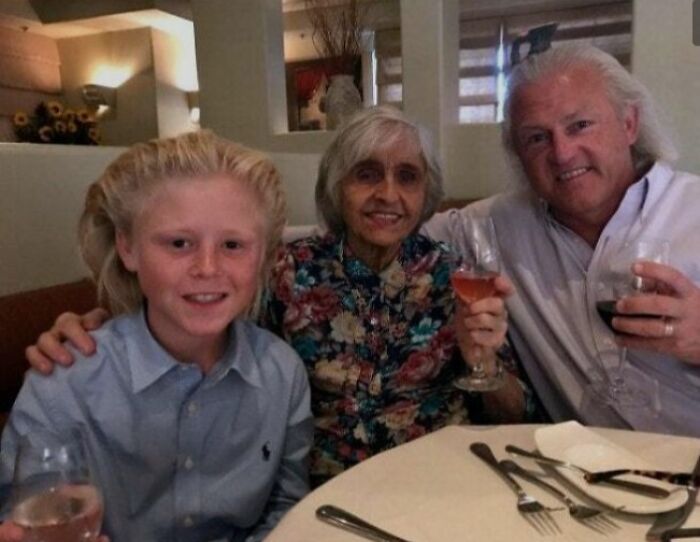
[424,43,700,436]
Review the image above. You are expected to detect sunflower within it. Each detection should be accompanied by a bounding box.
[67,121,77,133]
[88,127,101,144]
[63,109,76,123]
[38,125,54,143]
[53,120,67,134]
[13,112,29,127]
[77,109,92,123]
[46,101,64,118]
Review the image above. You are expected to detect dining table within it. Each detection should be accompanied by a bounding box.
[266,423,700,541]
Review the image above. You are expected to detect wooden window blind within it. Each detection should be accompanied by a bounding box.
[459,1,633,123]
[372,1,632,122]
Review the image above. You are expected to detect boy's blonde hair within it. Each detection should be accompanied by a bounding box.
[79,130,286,316]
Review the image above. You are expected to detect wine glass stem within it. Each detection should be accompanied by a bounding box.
[610,346,628,398]
[471,362,486,377]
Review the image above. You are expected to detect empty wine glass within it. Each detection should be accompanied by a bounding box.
[452,216,506,392]
[591,237,670,407]
[10,428,104,542]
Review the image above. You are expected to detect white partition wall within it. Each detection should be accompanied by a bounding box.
[0,144,123,296]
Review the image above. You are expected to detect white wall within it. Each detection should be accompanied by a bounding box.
[57,28,160,146]
[193,0,700,202]
[0,143,319,296]
[152,29,199,137]
[632,0,700,174]
[0,143,123,296]
[273,152,320,225]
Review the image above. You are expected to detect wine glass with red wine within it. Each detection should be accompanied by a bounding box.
[451,216,505,392]
[592,237,670,407]
[10,429,104,542]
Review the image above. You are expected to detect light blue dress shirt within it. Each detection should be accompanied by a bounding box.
[0,311,313,542]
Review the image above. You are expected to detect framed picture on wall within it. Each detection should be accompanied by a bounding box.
[285,56,362,132]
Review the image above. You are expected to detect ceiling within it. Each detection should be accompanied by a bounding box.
[0,0,192,38]
[0,0,318,39]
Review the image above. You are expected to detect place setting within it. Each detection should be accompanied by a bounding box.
[292,421,700,542]
[470,422,698,541]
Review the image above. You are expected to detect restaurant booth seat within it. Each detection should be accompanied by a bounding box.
[0,278,98,430]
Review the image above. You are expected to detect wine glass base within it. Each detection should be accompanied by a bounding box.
[454,374,505,393]
[586,373,653,408]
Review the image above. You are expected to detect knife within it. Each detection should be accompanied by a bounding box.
[646,452,700,542]
[587,468,700,487]
[506,444,671,498]
[316,505,413,542]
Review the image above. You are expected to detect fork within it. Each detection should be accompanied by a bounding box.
[500,459,621,535]
[470,442,562,535]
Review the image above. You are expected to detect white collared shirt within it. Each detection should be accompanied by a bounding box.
[424,161,700,436]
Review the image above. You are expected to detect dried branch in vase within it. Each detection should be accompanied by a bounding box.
[304,0,369,75]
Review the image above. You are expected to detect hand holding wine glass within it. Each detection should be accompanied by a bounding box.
[9,429,103,542]
[452,216,508,392]
[592,237,670,407]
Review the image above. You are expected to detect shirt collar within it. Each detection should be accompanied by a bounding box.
[123,311,263,393]
[338,232,415,280]
[213,319,264,389]
[637,161,674,221]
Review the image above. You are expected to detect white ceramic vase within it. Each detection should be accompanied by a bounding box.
[324,74,362,129]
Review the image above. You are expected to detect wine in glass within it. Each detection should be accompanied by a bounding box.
[10,429,104,542]
[452,216,505,392]
[592,237,670,407]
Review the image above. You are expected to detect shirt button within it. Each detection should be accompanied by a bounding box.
[183,516,194,527]
[187,402,198,415]
[184,457,194,470]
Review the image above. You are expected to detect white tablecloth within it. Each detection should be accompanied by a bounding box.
[267,424,700,542]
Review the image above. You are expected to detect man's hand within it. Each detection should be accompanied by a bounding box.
[25,308,109,374]
[614,261,700,365]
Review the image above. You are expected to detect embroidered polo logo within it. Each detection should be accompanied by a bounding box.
[262,442,271,461]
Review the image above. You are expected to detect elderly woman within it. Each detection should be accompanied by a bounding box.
[263,106,526,485]
[26,107,527,488]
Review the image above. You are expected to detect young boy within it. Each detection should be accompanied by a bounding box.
[0,131,312,542]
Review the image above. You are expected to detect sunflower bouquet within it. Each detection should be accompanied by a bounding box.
[13,100,101,145]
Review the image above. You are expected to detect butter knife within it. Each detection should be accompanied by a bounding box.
[316,505,414,542]
[646,452,700,542]
[506,444,671,498]
[587,469,700,487]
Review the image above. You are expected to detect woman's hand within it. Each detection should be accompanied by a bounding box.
[25,308,109,374]
[454,274,513,374]
[0,522,109,542]
[0,521,25,542]
[454,274,525,421]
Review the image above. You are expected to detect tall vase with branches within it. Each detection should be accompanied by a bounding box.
[304,0,369,128]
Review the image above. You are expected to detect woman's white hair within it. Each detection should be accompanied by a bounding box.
[315,105,444,234]
[502,43,677,174]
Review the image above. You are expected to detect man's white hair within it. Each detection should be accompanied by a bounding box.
[502,43,678,175]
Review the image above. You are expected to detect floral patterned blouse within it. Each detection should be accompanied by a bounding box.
[262,232,487,486]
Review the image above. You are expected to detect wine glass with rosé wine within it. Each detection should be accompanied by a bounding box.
[451,216,506,393]
[10,429,104,542]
